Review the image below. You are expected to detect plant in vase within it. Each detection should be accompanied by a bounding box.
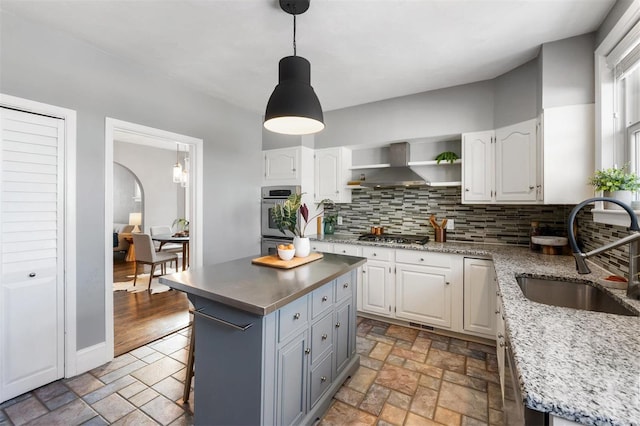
[271,193,325,257]
[172,218,190,236]
[589,164,640,209]
[323,215,337,235]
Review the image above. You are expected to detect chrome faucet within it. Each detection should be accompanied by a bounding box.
[568,197,640,300]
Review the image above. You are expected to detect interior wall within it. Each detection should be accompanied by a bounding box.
[113,163,141,225]
[314,81,495,149]
[540,33,596,109]
[114,141,180,231]
[0,11,263,351]
[493,59,539,129]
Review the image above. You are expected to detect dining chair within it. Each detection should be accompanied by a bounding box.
[149,225,182,252]
[131,233,178,290]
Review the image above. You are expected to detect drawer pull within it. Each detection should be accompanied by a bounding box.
[373,253,377,256]
[321,333,328,340]
[343,283,349,289]
[495,309,500,314]
[342,250,346,253]
[29,272,36,278]
[294,313,301,320]
[322,295,328,302]
[497,333,504,339]
[335,322,341,328]
[320,376,327,383]
[445,281,450,285]
[499,341,507,348]
[420,258,424,262]
[305,347,311,354]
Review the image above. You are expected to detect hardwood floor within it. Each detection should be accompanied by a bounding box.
[113,254,190,356]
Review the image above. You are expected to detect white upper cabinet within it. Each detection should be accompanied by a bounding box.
[462,119,539,204]
[264,147,301,183]
[462,131,494,203]
[314,147,352,203]
[495,119,538,202]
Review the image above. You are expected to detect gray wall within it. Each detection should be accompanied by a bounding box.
[493,59,539,128]
[314,81,496,149]
[596,0,634,48]
[1,11,263,350]
[540,33,596,108]
[114,141,183,232]
[113,163,142,225]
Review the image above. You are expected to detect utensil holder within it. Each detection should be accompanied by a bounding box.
[435,228,446,243]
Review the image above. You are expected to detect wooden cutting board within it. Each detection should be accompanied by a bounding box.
[251,252,324,269]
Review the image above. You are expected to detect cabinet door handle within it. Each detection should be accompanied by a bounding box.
[529,186,535,190]
[496,291,501,296]
[445,281,450,285]
[28,272,36,278]
[335,322,341,328]
[465,188,470,192]
[497,333,504,339]
[499,341,507,348]
[322,295,328,302]
[342,250,346,253]
[362,270,366,274]
[320,376,327,382]
[335,190,339,194]
[343,283,349,288]
[495,309,500,314]
[321,333,328,340]
[294,313,301,320]
[305,347,310,354]
[292,168,296,172]
[373,253,377,256]
[420,258,424,262]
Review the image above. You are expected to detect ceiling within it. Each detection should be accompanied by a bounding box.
[1,0,616,114]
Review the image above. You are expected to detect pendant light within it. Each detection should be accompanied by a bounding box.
[172,144,182,183]
[264,0,324,135]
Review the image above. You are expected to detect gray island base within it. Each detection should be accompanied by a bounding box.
[160,253,366,425]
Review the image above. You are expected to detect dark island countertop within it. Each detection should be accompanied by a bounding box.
[159,253,366,316]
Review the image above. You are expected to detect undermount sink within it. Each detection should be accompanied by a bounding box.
[515,276,639,316]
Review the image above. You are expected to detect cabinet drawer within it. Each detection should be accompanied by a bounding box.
[311,241,333,253]
[395,249,452,268]
[335,273,353,302]
[311,282,334,320]
[333,243,360,256]
[278,296,309,343]
[310,313,333,364]
[309,352,333,408]
[361,246,394,261]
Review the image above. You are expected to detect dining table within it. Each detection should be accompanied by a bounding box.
[152,234,190,271]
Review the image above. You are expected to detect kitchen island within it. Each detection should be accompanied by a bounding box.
[160,253,366,426]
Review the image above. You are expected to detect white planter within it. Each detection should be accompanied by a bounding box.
[605,190,633,210]
[293,236,311,258]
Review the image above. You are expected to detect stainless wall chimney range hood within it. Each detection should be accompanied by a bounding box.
[360,142,430,188]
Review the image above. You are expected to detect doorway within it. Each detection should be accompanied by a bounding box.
[105,118,203,359]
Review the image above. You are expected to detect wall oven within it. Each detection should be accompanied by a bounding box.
[261,185,300,238]
[261,186,300,255]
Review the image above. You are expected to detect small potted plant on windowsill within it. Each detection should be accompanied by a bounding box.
[589,164,640,209]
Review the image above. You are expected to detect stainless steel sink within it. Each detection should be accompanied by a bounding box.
[515,276,639,316]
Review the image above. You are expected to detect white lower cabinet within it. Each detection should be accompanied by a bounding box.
[361,247,395,317]
[463,258,496,338]
[395,257,453,328]
[310,241,334,253]
[495,291,506,397]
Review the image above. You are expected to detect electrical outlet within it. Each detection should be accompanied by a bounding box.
[446,219,454,230]
[337,216,343,225]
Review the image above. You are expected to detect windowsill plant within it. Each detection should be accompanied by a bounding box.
[589,164,640,209]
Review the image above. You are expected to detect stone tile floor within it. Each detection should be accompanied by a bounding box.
[0,317,501,425]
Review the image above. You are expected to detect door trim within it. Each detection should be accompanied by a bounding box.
[0,93,78,377]
[104,118,204,360]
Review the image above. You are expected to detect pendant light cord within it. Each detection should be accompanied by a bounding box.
[293,14,297,56]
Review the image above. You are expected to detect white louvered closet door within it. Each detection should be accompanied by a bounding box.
[0,107,65,403]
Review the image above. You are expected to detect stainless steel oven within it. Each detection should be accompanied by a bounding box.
[261,185,300,238]
[261,236,292,256]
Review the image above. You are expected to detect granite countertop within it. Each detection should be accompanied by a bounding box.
[159,253,366,316]
[316,234,640,425]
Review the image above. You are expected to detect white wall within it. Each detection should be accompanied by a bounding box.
[0,11,263,350]
[114,141,182,231]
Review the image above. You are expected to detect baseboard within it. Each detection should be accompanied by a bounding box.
[73,342,112,377]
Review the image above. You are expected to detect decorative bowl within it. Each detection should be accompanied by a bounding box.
[277,248,295,261]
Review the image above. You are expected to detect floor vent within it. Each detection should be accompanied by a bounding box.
[408,322,434,331]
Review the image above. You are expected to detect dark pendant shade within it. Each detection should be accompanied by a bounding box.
[264,55,325,135]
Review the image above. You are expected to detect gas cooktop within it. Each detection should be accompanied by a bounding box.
[357,234,430,245]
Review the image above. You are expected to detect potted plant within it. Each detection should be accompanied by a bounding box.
[323,214,338,235]
[589,164,640,209]
[272,193,324,257]
[172,218,190,236]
